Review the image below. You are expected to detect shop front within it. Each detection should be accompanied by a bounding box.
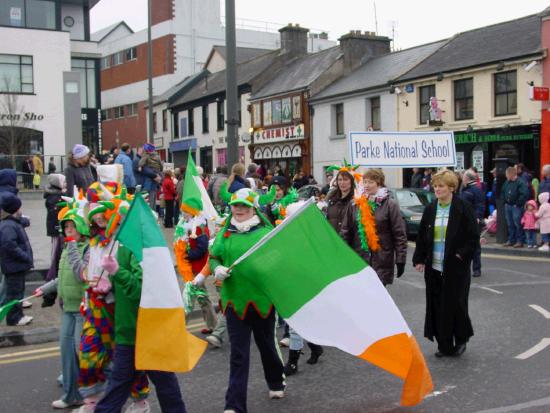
[169,138,197,168]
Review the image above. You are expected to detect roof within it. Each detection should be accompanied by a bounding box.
[169,50,280,108]
[205,45,274,65]
[251,46,343,100]
[312,40,448,101]
[91,21,133,43]
[147,71,208,108]
[397,14,542,82]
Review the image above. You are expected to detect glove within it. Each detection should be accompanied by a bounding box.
[214,265,230,282]
[92,275,112,294]
[101,255,119,275]
[193,273,206,287]
[396,263,405,278]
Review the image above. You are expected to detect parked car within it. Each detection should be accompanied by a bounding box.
[388,188,434,238]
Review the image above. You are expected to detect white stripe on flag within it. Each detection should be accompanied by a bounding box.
[286,266,411,355]
[141,247,184,308]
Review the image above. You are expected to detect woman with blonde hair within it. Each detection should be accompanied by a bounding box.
[413,169,479,358]
[227,163,247,193]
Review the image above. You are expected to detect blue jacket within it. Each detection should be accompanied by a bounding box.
[540,177,550,197]
[460,182,485,220]
[0,215,33,274]
[0,169,18,208]
[228,175,248,193]
[115,152,136,189]
[133,155,159,190]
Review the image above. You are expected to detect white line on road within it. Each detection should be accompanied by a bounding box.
[529,304,550,319]
[480,253,550,263]
[474,395,550,413]
[476,286,503,295]
[485,267,545,279]
[514,338,550,360]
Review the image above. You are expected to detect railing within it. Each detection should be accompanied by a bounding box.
[0,154,68,190]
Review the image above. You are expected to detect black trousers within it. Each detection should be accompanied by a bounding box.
[225,307,285,413]
[164,200,174,228]
[4,272,26,325]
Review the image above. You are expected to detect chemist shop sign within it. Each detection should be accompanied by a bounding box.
[349,131,456,168]
[253,124,305,144]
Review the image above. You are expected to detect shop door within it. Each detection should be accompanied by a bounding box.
[200,146,213,174]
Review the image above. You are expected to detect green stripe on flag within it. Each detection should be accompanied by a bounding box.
[116,193,166,261]
[234,202,367,318]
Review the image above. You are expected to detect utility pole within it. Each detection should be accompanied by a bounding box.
[147,0,154,143]
[225,0,239,168]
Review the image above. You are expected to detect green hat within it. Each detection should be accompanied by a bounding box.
[228,188,258,208]
[60,208,90,236]
[181,196,203,216]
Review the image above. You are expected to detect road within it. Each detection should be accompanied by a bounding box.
[1,251,549,413]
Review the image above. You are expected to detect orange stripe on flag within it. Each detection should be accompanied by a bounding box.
[135,307,207,373]
[358,333,433,406]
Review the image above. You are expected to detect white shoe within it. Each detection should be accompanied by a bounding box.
[72,404,96,413]
[539,244,550,252]
[279,337,290,347]
[206,335,222,348]
[269,390,285,399]
[22,300,32,309]
[16,315,33,326]
[124,399,151,413]
[224,410,237,413]
[52,399,83,409]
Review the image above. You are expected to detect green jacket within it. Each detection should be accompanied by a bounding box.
[210,223,273,319]
[110,245,142,345]
[58,241,87,312]
[501,178,529,207]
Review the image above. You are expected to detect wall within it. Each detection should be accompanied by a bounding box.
[61,3,85,41]
[540,15,550,169]
[101,101,147,150]
[0,27,71,156]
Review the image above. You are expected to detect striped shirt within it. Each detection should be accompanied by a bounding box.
[432,202,451,272]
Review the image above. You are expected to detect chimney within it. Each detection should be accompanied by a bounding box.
[339,30,391,73]
[279,23,309,57]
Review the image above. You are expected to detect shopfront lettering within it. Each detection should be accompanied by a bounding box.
[0,112,44,121]
[454,132,533,144]
[254,124,305,144]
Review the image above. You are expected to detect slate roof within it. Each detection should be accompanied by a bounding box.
[251,46,343,100]
[169,50,280,108]
[311,40,447,101]
[91,21,133,42]
[147,71,208,107]
[208,45,274,65]
[397,14,542,82]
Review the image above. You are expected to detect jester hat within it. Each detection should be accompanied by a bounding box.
[60,207,90,236]
[326,159,362,182]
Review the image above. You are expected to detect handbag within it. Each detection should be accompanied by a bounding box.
[33,173,41,187]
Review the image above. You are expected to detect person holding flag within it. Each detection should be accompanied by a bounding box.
[209,187,282,413]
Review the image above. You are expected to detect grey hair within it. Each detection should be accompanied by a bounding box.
[464,170,477,182]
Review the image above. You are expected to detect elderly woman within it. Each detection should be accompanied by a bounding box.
[362,169,407,286]
[210,188,285,413]
[413,170,479,357]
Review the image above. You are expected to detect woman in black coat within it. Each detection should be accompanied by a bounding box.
[413,170,479,357]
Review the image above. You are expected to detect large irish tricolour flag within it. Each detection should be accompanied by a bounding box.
[117,193,207,372]
[232,200,433,406]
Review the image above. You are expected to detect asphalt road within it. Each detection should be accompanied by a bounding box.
[1,251,549,413]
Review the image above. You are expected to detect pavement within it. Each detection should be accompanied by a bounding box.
[1,252,549,412]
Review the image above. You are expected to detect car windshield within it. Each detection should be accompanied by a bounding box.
[395,190,430,207]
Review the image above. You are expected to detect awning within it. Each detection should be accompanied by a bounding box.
[170,138,197,152]
[253,143,302,160]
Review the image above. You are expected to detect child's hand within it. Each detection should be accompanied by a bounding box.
[92,275,112,294]
[193,273,206,287]
[101,255,119,275]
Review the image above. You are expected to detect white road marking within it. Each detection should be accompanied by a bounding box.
[425,385,456,399]
[515,338,550,360]
[529,304,550,319]
[476,286,503,295]
[485,267,545,279]
[474,396,550,413]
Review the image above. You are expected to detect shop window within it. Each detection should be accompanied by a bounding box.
[188,108,194,135]
[162,109,168,132]
[263,101,272,126]
[252,103,261,127]
[334,103,344,135]
[282,97,292,123]
[125,47,137,62]
[0,54,33,93]
[494,71,516,116]
[217,100,225,131]
[272,99,282,124]
[454,78,473,120]
[202,105,209,133]
[419,84,435,124]
[370,97,381,130]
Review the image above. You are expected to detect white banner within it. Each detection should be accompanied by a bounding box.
[349,131,456,168]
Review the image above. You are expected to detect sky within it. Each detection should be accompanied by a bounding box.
[91,0,550,50]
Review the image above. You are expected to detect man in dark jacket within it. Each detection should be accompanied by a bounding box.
[410,168,423,188]
[21,156,34,189]
[0,194,34,326]
[0,168,19,305]
[501,167,529,247]
[460,170,485,277]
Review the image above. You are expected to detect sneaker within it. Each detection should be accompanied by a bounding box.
[205,335,222,348]
[539,244,550,252]
[16,315,33,326]
[269,390,285,399]
[124,399,151,413]
[22,300,32,309]
[279,337,290,347]
[224,410,237,413]
[52,399,84,409]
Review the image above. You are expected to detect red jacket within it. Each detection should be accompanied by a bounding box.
[162,177,176,201]
[189,225,210,274]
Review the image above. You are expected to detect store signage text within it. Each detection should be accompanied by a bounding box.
[455,132,533,144]
[529,86,549,101]
[254,124,304,144]
[0,112,44,121]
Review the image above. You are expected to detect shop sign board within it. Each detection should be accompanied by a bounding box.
[455,132,533,144]
[529,86,549,101]
[349,131,456,167]
[253,124,305,144]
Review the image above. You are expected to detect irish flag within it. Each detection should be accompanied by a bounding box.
[117,193,207,372]
[232,200,433,406]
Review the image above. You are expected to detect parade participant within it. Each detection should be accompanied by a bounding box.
[209,187,283,413]
[413,170,478,357]
[361,169,407,286]
[64,145,95,197]
[266,176,298,225]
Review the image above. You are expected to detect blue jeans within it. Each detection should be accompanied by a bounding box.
[505,204,526,244]
[525,230,536,247]
[542,233,550,243]
[60,312,84,404]
[94,345,186,413]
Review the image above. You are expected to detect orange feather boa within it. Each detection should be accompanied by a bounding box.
[355,196,380,252]
[174,239,194,282]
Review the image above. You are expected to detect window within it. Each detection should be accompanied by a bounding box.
[370,97,381,130]
[71,59,97,108]
[0,0,55,30]
[101,109,110,121]
[114,106,125,119]
[126,103,138,116]
[272,99,282,124]
[281,97,291,123]
[419,84,435,124]
[162,109,168,131]
[202,105,209,133]
[335,103,344,135]
[252,103,261,127]
[263,101,272,126]
[454,78,473,120]
[153,112,157,133]
[101,56,111,70]
[188,108,194,135]
[0,54,33,93]
[113,52,123,66]
[494,70,517,116]
[125,47,137,62]
[217,100,225,131]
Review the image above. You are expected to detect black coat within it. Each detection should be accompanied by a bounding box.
[0,215,34,274]
[44,190,63,237]
[412,195,478,345]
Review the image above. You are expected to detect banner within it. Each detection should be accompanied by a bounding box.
[349,131,456,168]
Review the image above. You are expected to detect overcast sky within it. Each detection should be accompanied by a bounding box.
[91,0,549,49]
